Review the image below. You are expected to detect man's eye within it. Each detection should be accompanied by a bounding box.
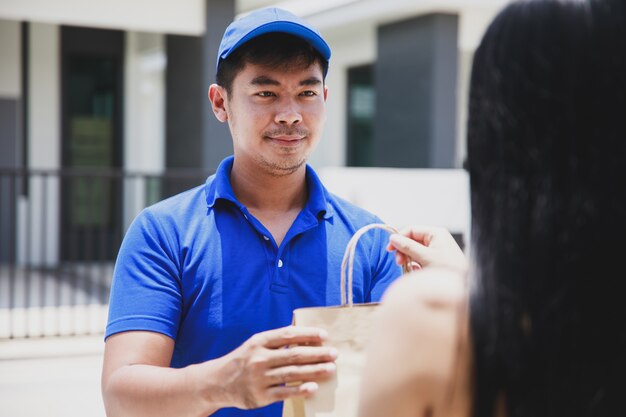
[257,91,275,97]
[301,90,317,97]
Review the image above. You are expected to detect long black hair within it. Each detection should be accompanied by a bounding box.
[467,0,626,416]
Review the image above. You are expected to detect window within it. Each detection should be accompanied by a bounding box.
[346,64,375,167]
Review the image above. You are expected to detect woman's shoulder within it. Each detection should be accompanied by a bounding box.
[374,267,472,417]
[381,267,468,386]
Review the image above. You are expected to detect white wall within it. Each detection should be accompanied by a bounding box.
[319,166,471,243]
[19,23,60,266]
[0,0,204,35]
[28,23,60,171]
[124,32,165,173]
[0,20,21,99]
[123,31,166,230]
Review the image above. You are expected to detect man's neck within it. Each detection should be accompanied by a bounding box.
[230,159,308,213]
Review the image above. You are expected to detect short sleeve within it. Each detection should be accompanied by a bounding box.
[105,208,183,340]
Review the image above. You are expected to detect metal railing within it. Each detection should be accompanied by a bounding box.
[0,167,209,339]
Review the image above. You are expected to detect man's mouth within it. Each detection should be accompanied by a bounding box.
[266,135,305,145]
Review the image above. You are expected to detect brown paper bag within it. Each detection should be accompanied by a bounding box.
[283,223,409,417]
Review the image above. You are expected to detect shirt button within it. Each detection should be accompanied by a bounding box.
[278,259,284,268]
[263,235,270,241]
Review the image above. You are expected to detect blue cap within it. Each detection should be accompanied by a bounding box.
[217,7,331,72]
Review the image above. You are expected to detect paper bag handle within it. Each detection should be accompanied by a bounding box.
[340,223,412,307]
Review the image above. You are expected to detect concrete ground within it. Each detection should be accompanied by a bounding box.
[0,335,106,417]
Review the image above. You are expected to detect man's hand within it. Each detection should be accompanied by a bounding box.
[387,225,468,274]
[214,326,337,410]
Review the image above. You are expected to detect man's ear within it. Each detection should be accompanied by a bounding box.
[208,84,228,122]
[323,85,328,102]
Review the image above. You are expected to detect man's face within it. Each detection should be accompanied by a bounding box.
[216,61,328,177]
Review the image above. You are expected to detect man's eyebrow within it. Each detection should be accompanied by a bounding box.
[248,76,323,87]
[250,76,280,86]
[300,77,322,86]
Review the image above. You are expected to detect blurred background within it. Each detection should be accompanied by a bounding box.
[0,0,508,415]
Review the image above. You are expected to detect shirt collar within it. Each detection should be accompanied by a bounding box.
[205,156,242,209]
[205,155,333,219]
[304,164,334,220]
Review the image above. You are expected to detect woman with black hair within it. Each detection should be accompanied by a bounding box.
[358,0,626,416]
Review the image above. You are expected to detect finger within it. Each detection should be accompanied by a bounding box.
[268,382,319,401]
[299,340,324,347]
[265,362,336,386]
[265,345,338,368]
[395,251,403,265]
[395,251,410,266]
[260,326,328,349]
[396,252,420,272]
[408,261,422,271]
[389,234,430,263]
[396,226,435,245]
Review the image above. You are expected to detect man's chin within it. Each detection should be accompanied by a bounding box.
[261,158,307,177]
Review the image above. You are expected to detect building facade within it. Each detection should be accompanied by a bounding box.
[0,0,506,338]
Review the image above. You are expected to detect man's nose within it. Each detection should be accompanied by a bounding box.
[275,99,302,125]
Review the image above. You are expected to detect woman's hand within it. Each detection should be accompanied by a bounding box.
[387,226,468,274]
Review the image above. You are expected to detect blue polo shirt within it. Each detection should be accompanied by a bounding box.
[106,155,402,417]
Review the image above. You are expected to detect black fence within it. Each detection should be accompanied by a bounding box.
[0,167,208,339]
